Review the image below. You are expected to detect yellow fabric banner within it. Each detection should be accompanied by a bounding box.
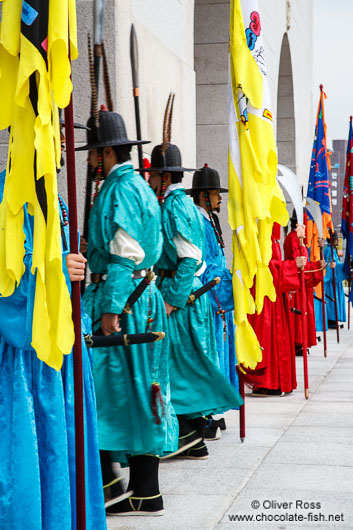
[0,0,77,369]
[228,0,289,369]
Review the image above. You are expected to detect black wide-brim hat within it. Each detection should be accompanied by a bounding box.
[59,117,89,130]
[139,144,196,173]
[186,165,228,194]
[75,110,150,151]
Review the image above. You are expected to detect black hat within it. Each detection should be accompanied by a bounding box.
[139,143,196,173]
[75,109,150,151]
[186,163,228,194]
[329,230,338,240]
[59,117,89,130]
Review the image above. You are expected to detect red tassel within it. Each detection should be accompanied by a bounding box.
[151,382,164,425]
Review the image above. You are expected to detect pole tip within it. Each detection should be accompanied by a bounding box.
[240,437,245,443]
[305,388,309,400]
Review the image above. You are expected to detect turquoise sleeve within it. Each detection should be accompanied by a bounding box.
[102,255,135,314]
[164,257,198,308]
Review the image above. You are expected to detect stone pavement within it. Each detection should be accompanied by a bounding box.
[107,326,353,530]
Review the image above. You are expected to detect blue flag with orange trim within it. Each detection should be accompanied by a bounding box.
[306,89,333,261]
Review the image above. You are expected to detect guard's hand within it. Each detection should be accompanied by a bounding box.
[295,256,307,269]
[318,238,324,248]
[296,224,306,239]
[164,301,175,317]
[330,261,336,269]
[101,313,121,335]
[320,260,326,268]
[80,237,88,254]
[66,253,87,282]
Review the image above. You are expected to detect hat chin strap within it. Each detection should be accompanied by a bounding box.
[205,191,225,249]
[158,173,168,205]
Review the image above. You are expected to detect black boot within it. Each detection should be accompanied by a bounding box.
[161,415,202,460]
[176,439,209,460]
[177,417,209,459]
[100,450,132,508]
[205,418,221,441]
[106,455,164,516]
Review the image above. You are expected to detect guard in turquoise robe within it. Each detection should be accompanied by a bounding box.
[81,109,177,516]
[144,139,242,460]
[187,164,240,439]
[324,240,347,325]
[0,169,106,530]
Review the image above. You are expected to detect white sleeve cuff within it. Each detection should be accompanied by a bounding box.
[172,232,202,264]
[109,228,145,265]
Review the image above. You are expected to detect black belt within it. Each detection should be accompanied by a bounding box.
[157,269,176,279]
[91,273,106,284]
[91,269,148,284]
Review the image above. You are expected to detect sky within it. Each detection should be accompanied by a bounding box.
[313,0,353,147]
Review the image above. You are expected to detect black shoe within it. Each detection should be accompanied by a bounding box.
[160,429,202,460]
[106,493,164,516]
[252,388,285,397]
[213,417,226,431]
[176,440,209,460]
[204,419,221,441]
[104,477,133,508]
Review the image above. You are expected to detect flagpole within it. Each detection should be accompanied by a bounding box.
[236,366,245,442]
[348,261,351,329]
[64,43,86,529]
[299,234,309,399]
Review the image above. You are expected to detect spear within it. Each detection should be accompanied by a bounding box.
[64,70,86,530]
[81,1,105,295]
[130,24,144,175]
[236,366,245,442]
[329,228,340,342]
[305,197,327,357]
[299,233,310,400]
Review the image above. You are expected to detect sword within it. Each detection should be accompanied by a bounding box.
[84,331,165,348]
[290,307,302,315]
[187,277,221,304]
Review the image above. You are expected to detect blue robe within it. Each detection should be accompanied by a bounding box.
[156,187,242,419]
[83,163,177,464]
[0,171,106,530]
[323,245,347,322]
[199,210,238,392]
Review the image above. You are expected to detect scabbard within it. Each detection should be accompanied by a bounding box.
[122,271,155,315]
[187,277,221,304]
[84,331,165,348]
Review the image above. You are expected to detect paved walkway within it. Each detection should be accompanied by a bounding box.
[107,326,353,530]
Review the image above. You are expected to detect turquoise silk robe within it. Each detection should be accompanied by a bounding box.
[156,186,242,418]
[83,163,177,463]
[199,209,239,392]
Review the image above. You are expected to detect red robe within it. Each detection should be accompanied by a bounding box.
[283,230,322,348]
[248,235,300,392]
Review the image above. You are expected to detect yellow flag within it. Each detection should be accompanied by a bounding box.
[0,0,77,369]
[228,0,289,369]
